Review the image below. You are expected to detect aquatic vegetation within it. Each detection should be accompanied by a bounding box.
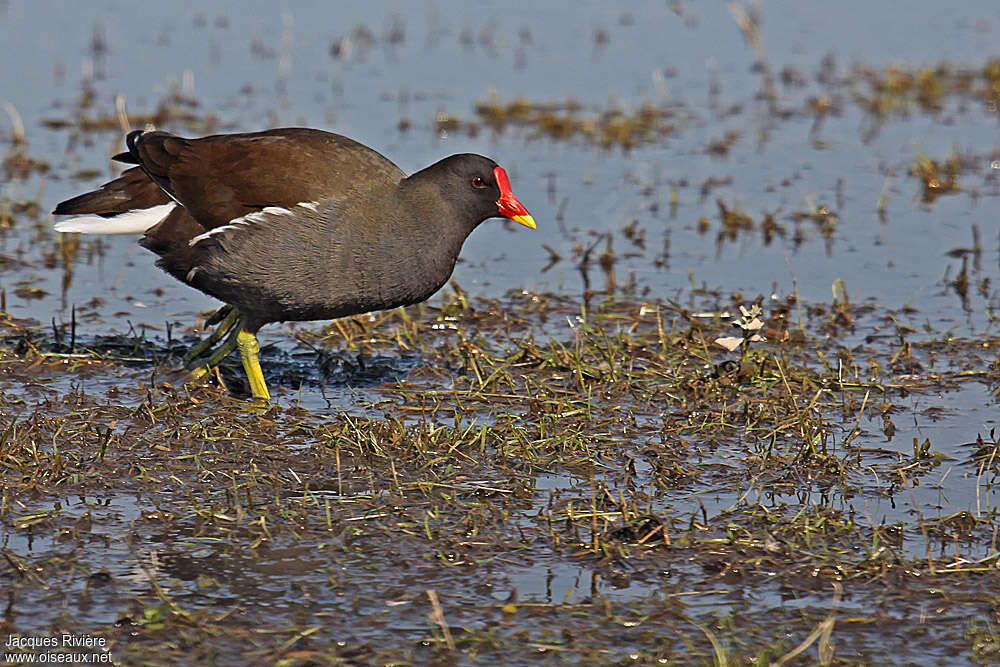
[436,96,685,150]
[1,281,998,663]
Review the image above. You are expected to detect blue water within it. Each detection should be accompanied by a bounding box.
[1,5,999,661]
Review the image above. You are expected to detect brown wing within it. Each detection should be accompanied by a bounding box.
[125,127,407,230]
[52,166,170,217]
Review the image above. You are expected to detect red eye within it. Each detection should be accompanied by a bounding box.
[471,176,486,188]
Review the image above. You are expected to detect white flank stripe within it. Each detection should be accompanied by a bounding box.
[188,206,294,246]
[54,203,176,235]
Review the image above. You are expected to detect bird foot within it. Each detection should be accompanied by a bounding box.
[185,306,241,365]
[183,312,272,402]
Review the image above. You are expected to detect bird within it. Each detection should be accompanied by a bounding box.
[53,128,535,401]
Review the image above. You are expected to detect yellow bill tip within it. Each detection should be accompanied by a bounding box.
[512,214,536,230]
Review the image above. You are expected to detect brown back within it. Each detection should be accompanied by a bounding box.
[128,128,406,229]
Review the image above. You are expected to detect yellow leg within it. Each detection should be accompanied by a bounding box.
[185,307,240,364]
[237,330,270,401]
[188,325,241,381]
[204,304,234,327]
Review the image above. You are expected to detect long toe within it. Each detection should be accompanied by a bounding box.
[205,304,234,327]
[185,308,242,365]
[188,324,241,385]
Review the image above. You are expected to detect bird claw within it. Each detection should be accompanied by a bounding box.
[182,311,272,401]
[185,307,242,366]
[204,304,233,327]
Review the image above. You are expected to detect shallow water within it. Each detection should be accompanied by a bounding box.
[2,1,1000,663]
[2,1,998,334]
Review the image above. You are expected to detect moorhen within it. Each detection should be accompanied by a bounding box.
[53,128,535,401]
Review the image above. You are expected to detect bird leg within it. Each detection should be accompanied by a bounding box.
[204,304,233,327]
[187,321,272,401]
[236,331,271,401]
[187,323,241,381]
[185,306,240,365]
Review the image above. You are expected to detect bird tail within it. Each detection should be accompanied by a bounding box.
[53,166,174,234]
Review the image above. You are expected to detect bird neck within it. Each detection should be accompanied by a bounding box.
[398,172,481,240]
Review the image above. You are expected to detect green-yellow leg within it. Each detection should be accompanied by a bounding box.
[185,307,240,365]
[204,304,234,327]
[188,324,241,381]
[237,330,270,401]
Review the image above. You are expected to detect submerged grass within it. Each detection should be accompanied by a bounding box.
[1,25,998,664]
[0,284,998,664]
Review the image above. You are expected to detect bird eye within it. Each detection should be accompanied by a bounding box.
[471,176,486,188]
